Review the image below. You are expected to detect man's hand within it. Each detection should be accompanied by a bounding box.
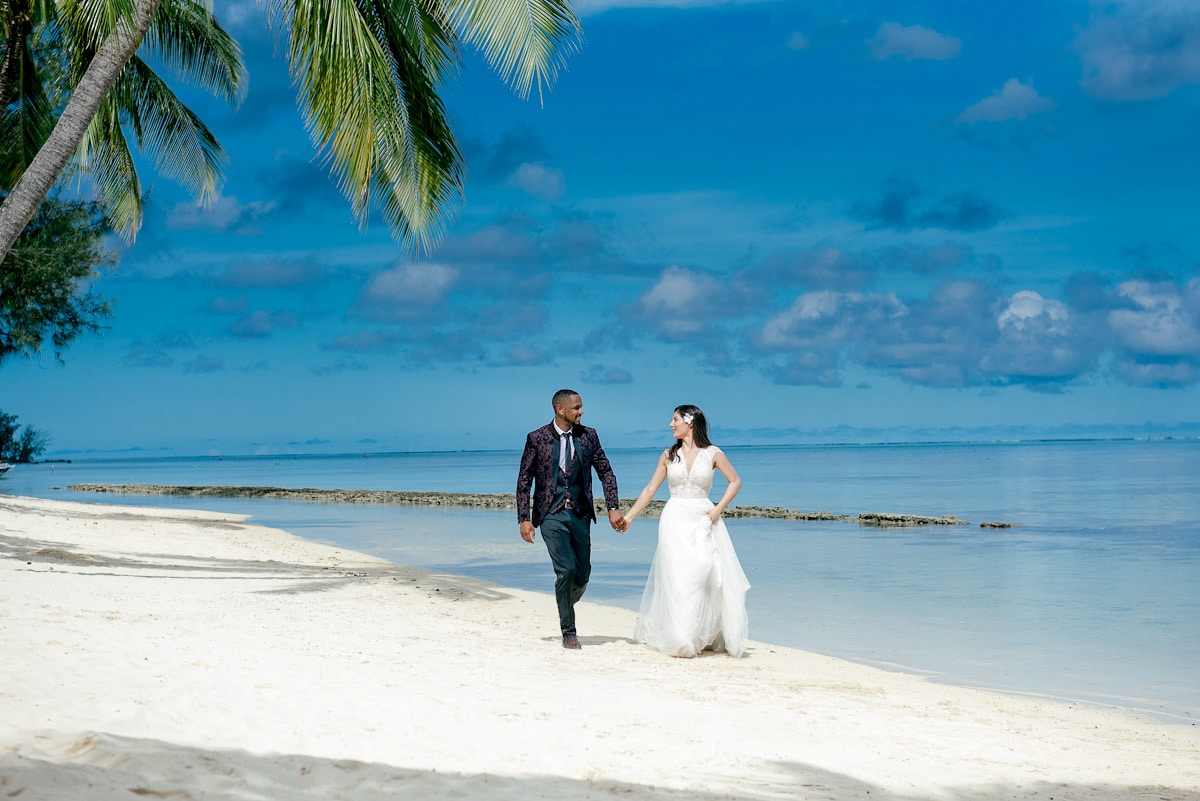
[608,509,627,534]
[520,521,536,543]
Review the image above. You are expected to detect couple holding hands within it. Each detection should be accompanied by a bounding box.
[517,389,750,657]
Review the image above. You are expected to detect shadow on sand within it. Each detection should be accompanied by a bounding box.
[0,730,1186,801]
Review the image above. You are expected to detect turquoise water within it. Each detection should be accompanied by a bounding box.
[4,439,1198,722]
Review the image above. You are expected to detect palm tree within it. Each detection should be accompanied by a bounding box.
[0,0,583,263]
[1,0,56,189]
[1,0,245,247]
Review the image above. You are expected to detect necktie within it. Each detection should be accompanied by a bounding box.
[560,432,574,472]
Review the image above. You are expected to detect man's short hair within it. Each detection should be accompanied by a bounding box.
[552,388,579,409]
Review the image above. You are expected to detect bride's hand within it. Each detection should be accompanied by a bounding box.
[707,508,721,524]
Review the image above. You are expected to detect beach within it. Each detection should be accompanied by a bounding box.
[1,494,1198,801]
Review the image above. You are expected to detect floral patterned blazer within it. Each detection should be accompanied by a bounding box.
[517,423,620,527]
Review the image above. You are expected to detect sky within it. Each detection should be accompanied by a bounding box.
[4,0,1200,457]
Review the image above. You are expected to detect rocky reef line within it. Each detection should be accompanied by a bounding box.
[67,483,1015,528]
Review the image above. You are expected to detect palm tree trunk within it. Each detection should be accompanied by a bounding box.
[0,0,162,266]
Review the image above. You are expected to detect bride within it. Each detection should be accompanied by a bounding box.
[621,405,750,658]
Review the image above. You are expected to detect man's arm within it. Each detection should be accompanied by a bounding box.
[589,437,625,532]
[517,434,537,542]
[588,432,621,511]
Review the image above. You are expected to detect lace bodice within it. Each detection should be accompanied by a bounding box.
[666,445,721,499]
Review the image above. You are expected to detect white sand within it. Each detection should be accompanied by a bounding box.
[1,494,1197,801]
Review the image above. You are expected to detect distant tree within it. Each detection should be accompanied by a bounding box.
[0,192,113,363]
[0,409,48,462]
[16,423,48,461]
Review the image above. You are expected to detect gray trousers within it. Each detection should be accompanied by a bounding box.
[540,508,592,637]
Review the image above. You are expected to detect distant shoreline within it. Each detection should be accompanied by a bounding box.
[66,483,1011,527]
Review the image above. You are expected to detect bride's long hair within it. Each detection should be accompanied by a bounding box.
[668,404,712,463]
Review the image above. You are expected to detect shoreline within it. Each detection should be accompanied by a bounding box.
[65,482,994,526]
[2,493,1198,800]
[8,486,1191,720]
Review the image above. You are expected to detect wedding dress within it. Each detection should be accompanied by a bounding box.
[635,445,750,657]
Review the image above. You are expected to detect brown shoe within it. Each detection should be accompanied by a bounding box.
[562,634,582,650]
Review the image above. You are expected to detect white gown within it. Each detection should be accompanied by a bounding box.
[635,445,750,658]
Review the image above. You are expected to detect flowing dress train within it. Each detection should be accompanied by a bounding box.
[634,445,750,657]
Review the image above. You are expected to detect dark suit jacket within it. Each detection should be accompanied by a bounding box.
[517,423,620,527]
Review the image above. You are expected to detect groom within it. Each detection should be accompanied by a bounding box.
[518,389,623,650]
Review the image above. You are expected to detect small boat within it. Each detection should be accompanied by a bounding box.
[0,462,12,477]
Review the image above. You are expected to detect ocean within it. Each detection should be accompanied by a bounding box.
[3,439,1198,723]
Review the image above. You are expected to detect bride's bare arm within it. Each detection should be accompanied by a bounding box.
[709,450,742,522]
[622,450,670,525]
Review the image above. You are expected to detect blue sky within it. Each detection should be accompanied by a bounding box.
[5,0,1200,457]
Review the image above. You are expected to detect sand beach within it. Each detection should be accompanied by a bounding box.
[1,493,1198,801]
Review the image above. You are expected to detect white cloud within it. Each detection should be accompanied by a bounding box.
[637,265,723,318]
[868,22,961,61]
[214,0,266,31]
[352,262,459,322]
[1112,358,1200,386]
[628,265,752,348]
[788,32,810,51]
[1076,0,1200,101]
[998,290,1069,334]
[506,162,565,200]
[986,291,1093,379]
[1108,279,1200,355]
[957,79,1056,124]
[166,194,275,234]
[757,291,904,351]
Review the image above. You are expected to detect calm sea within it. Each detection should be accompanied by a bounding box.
[4,439,1198,723]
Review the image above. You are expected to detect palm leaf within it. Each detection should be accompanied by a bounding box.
[142,0,246,104]
[54,0,141,50]
[74,101,142,238]
[40,0,239,238]
[0,41,55,187]
[118,57,225,203]
[366,0,464,248]
[444,0,581,102]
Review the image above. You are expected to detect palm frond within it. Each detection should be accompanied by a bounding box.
[54,0,141,51]
[443,0,581,102]
[142,0,246,105]
[367,0,463,250]
[0,28,55,187]
[115,56,225,203]
[74,101,142,239]
[35,0,236,237]
[276,0,472,251]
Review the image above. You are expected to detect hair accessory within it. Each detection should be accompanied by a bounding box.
[682,413,694,425]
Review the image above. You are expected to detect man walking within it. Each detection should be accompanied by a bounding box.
[517,389,623,649]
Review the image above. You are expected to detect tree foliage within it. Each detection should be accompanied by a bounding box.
[1,0,245,243]
[0,0,582,263]
[0,409,48,462]
[0,192,113,363]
